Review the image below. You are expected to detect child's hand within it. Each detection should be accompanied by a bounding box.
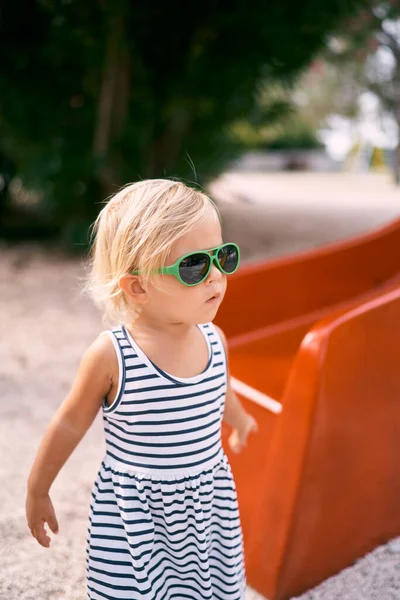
[228,413,258,454]
[26,492,59,548]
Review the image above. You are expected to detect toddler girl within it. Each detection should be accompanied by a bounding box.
[26,179,258,599]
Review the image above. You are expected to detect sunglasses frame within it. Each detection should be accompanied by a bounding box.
[131,242,241,287]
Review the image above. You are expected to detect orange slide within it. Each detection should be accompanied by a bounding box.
[215,218,400,600]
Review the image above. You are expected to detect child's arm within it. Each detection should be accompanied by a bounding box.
[26,333,116,548]
[215,325,258,453]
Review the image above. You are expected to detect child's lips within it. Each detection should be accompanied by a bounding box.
[206,293,221,303]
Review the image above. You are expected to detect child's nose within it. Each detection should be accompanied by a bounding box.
[207,260,223,282]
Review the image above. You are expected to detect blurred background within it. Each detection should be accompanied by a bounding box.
[1,0,400,250]
[2,2,400,599]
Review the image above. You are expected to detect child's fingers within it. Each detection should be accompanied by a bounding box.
[228,430,243,454]
[26,495,58,547]
[228,417,258,454]
[47,513,59,535]
[251,418,259,433]
[32,521,51,548]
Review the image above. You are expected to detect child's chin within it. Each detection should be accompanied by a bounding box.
[203,303,221,317]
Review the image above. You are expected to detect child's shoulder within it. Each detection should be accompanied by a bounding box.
[80,329,119,383]
[62,331,119,410]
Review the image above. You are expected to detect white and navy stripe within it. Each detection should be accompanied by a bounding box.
[86,322,246,599]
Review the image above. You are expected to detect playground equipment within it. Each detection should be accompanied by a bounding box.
[215,218,400,600]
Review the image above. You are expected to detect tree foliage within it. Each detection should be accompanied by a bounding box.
[0,0,366,238]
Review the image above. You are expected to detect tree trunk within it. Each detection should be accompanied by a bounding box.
[93,9,130,199]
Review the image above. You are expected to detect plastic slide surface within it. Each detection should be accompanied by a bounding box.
[215,218,400,599]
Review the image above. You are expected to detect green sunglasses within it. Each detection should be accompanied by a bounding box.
[131,242,240,287]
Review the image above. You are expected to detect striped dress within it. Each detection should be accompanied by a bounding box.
[86,322,246,600]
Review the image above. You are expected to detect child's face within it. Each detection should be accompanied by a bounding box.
[145,205,227,326]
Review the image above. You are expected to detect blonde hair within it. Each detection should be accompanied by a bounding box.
[82,179,220,326]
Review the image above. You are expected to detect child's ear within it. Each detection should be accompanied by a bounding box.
[118,275,147,303]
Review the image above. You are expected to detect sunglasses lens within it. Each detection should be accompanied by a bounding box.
[218,244,239,274]
[179,253,210,285]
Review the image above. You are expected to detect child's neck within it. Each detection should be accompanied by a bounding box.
[127,316,196,340]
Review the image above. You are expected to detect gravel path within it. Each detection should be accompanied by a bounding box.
[1,172,399,600]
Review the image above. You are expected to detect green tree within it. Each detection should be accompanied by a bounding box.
[0,0,366,241]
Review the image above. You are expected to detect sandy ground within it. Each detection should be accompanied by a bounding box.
[1,172,399,600]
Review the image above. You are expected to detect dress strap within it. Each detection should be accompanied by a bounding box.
[100,327,127,413]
